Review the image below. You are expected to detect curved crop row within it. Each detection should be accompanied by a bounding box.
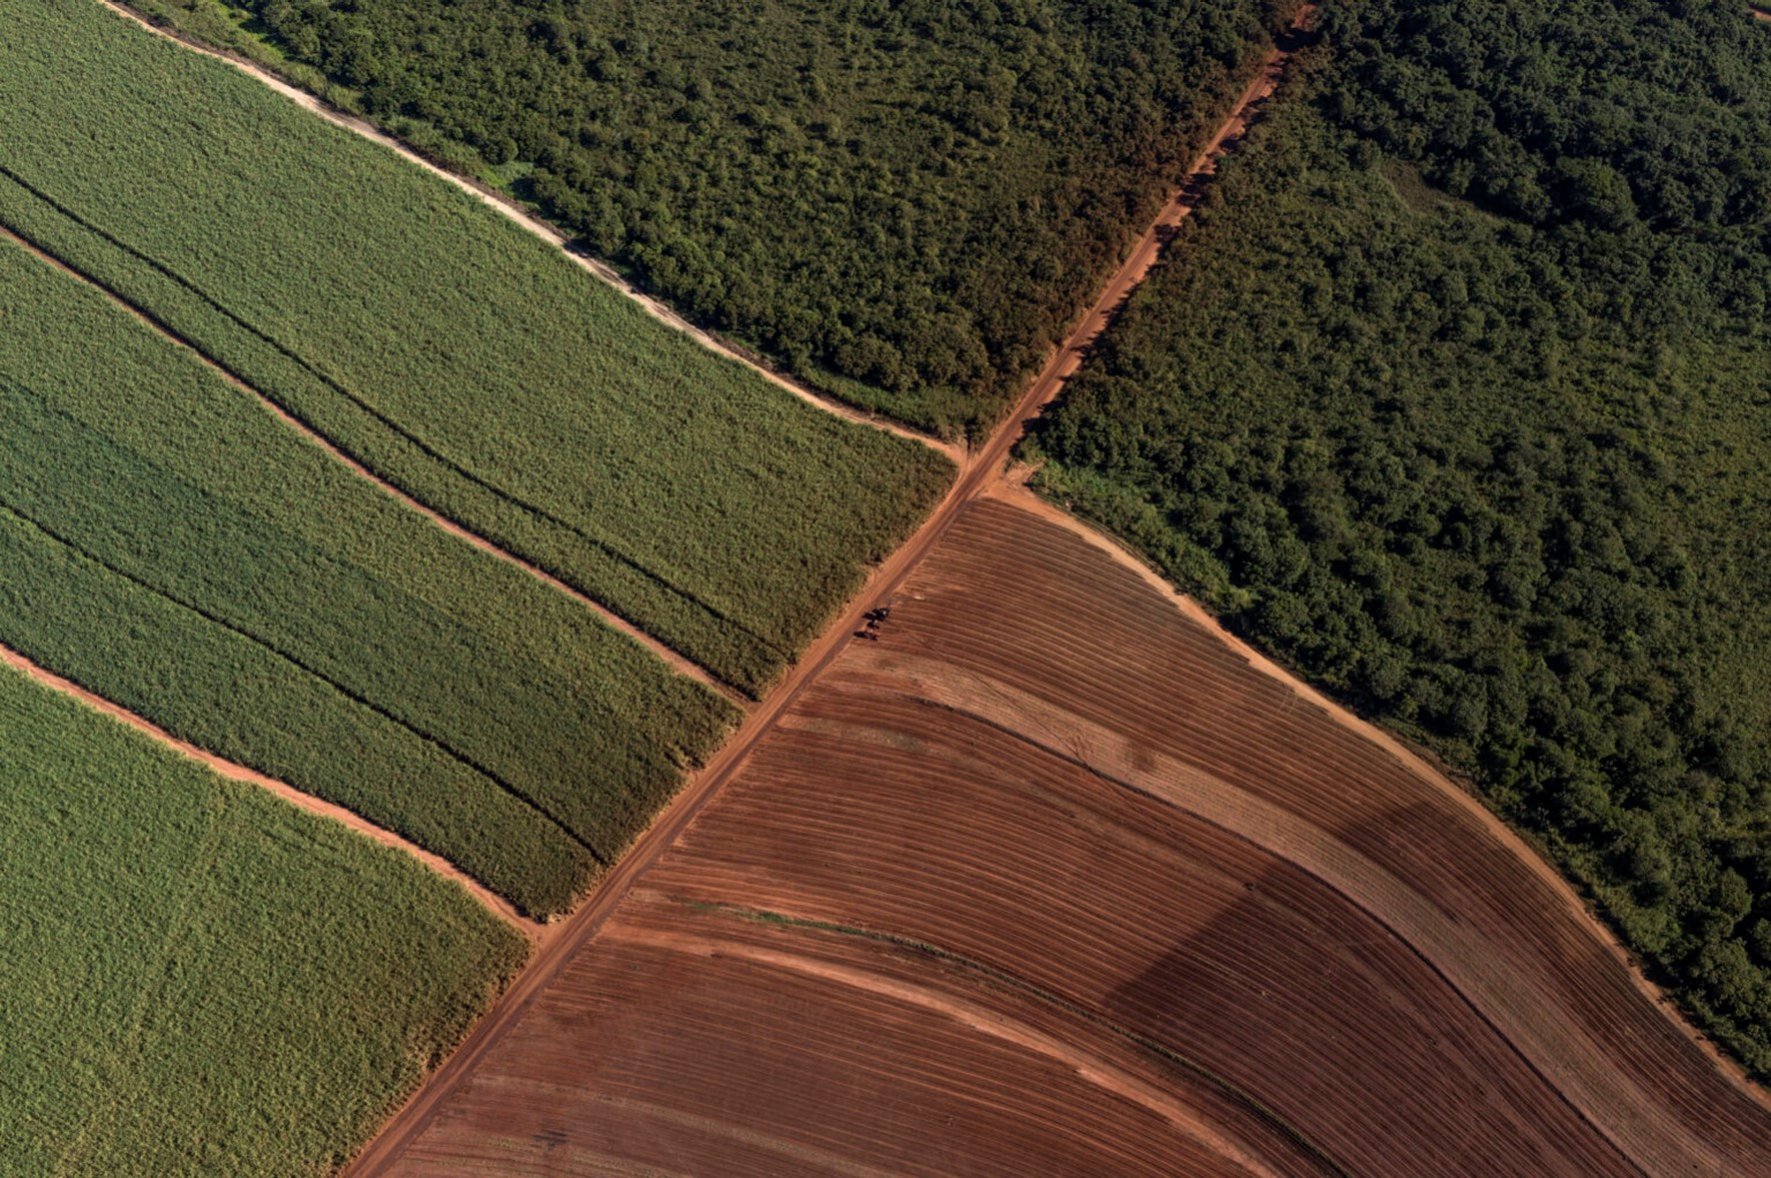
[374,498,1771,1173]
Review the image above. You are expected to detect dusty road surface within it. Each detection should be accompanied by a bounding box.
[343,5,1770,1171]
[346,9,1320,1172]
[354,495,1771,1175]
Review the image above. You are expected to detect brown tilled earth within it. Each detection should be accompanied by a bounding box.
[368,492,1771,1176]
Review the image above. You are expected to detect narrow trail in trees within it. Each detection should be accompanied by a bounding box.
[98,0,964,466]
[0,641,538,936]
[0,225,748,707]
[346,11,1320,1171]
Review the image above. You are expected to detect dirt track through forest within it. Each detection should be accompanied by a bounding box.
[345,12,1320,1170]
[0,225,745,705]
[98,0,963,465]
[0,641,535,934]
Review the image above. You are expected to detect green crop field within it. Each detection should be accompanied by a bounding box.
[0,660,528,1173]
[1027,0,1771,1073]
[124,0,1296,435]
[0,239,747,917]
[0,0,953,695]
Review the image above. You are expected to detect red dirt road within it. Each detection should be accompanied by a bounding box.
[346,12,1320,1173]
[342,4,1771,1169]
[360,494,1771,1175]
[0,641,534,933]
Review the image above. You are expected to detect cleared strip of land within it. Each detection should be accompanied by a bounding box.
[1,0,955,694]
[348,13,1332,1169]
[0,659,527,1174]
[349,11,1771,1167]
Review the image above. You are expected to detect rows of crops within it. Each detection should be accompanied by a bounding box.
[0,240,747,915]
[1026,0,1771,1074]
[0,0,953,694]
[0,659,528,1172]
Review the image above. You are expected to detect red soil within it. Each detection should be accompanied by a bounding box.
[343,7,1769,1170]
[348,15,1324,1169]
[360,498,1771,1174]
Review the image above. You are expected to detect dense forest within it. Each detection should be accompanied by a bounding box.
[134,0,1293,435]
[1029,0,1771,1072]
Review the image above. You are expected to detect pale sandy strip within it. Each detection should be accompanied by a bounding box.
[0,641,538,936]
[95,0,961,464]
[0,226,746,706]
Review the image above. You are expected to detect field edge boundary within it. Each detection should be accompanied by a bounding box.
[96,0,964,465]
[341,12,1326,1170]
[0,640,540,936]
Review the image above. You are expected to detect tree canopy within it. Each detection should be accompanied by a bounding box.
[1030,0,1771,1073]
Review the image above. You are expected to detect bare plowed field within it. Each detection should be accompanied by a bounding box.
[367,495,1771,1174]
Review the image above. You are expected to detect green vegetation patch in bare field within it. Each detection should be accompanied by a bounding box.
[0,0,953,695]
[1027,0,1771,1073]
[0,661,528,1174]
[0,238,746,917]
[124,0,1297,435]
